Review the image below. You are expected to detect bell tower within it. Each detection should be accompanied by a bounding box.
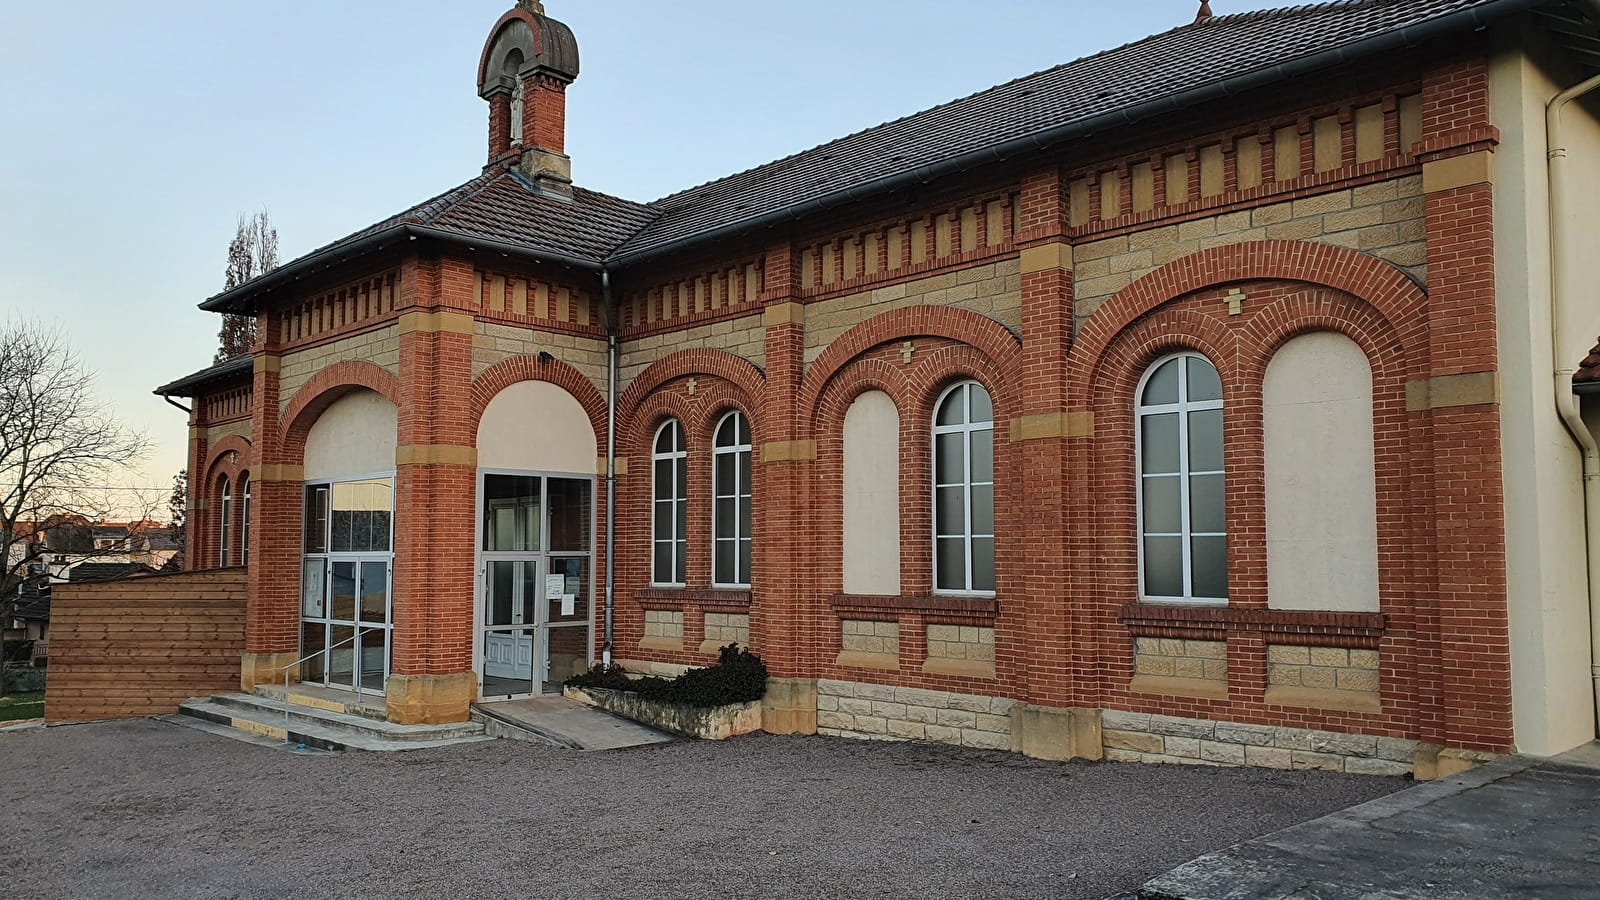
[478,1,581,198]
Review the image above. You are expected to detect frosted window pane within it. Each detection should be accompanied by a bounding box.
[972,538,995,592]
[936,487,965,537]
[1190,474,1226,533]
[936,539,967,591]
[1143,360,1180,405]
[1142,476,1182,534]
[970,484,994,536]
[1142,414,1180,474]
[935,434,966,484]
[1187,357,1223,402]
[1144,536,1183,597]
[1189,409,1224,472]
[1192,536,1229,598]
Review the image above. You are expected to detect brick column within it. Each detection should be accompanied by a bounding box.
[753,242,818,734]
[387,254,480,725]
[241,353,302,690]
[184,424,207,570]
[1411,58,1513,753]
[1009,167,1102,762]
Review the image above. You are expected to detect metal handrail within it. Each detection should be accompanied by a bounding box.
[278,626,383,746]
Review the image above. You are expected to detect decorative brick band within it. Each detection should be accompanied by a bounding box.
[635,587,753,610]
[1019,242,1073,274]
[1119,603,1386,646]
[397,310,476,336]
[762,440,817,463]
[829,593,1000,616]
[395,444,479,467]
[1421,149,1494,193]
[1405,371,1499,411]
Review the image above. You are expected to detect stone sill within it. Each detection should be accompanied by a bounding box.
[1265,685,1382,714]
[1129,674,1229,701]
[921,658,997,680]
[835,650,899,672]
[831,593,999,616]
[637,636,684,653]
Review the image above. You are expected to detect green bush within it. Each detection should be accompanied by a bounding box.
[566,644,768,708]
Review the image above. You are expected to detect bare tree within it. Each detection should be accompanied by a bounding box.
[215,211,280,363]
[166,469,187,570]
[0,320,152,600]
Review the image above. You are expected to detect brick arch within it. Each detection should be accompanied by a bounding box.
[810,356,913,435]
[617,349,766,423]
[470,355,609,445]
[1087,309,1239,414]
[800,305,1022,423]
[626,390,701,461]
[277,361,402,462]
[201,435,253,486]
[1237,287,1412,389]
[1073,240,1428,381]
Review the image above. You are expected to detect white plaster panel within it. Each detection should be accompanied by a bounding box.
[304,390,398,481]
[843,390,901,595]
[1264,332,1380,612]
[477,380,597,475]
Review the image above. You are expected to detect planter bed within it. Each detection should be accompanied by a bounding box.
[565,685,762,740]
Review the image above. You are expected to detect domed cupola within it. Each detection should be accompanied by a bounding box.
[478,1,581,198]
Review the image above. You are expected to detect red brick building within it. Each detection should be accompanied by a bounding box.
[156,0,1600,774]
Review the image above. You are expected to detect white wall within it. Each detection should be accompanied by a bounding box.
[1491,26,1600,755]
[304,390,398,481]
[1263,332,1380,613]
[477,380,596,475]
[843,391,901,595]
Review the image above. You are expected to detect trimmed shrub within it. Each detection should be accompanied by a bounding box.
[566,644,768,708]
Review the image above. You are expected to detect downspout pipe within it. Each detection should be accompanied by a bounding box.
[1546,61,1600,732]
[602,267,618,669]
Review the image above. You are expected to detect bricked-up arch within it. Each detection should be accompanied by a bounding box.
[277,361,402,463]
[1072,240,1430,383]
[617,349,767,426]
[799,305,1022,426]
[470,355,608,446]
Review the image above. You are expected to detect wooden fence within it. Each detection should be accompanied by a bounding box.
[45,568,247,722]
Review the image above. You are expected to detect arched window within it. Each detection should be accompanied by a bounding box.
[933,381,995,594]
[652,421,688,586]
[712,411,753,588]
[1136,353,1227,604]
[218,476,232,568]
[240,475,252,567]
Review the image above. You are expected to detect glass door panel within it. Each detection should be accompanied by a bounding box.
[330,562,357,621]
[328,623,356,689]
[544,626,588,693]
[482,629,537,698]
[300,622,327,683]
[359,627,388,693]
[546,557,590,625]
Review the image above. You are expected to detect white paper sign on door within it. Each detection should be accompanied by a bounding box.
[561,594,576,617]
[546,575,565,600]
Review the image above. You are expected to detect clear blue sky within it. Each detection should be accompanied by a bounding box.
[0,0,1282,515]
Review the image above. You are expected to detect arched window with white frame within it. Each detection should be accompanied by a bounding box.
[1136,352,1227,604]
[933,381,995,594]
[652,421,688,586]
[240,474,252,567]
[712,411,753,588]
[218,475,232,568]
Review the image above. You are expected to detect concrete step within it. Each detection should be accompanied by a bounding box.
[251,683,389,722]
[471,696,679,752]
[176,695,491,752]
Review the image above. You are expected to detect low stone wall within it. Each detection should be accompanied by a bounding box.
[1101,710,1418,776]
[816,679,1012,750]
[46,569,247,722]
[566,686,762,740]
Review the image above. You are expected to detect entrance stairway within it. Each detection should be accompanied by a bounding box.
[169,684,492,752]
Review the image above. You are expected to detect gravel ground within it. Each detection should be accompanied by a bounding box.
[1,719,1401,900]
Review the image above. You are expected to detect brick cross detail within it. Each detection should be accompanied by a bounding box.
[686,377,698,396]
[1224,289,1247,316]
[902,342,915,364]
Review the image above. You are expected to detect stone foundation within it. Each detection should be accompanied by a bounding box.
[1101,710,1418,776]
[816,679,1012,750]
[385,672,475,725]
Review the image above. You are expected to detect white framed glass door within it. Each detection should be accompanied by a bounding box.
[300,477,394,694]
[478,472,594,699]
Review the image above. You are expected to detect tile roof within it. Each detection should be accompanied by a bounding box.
[614,0,1535,257]
[66,563,157,584]
[199,0,1583,314]
[1576,337,1600,387]
[154,356,253,397]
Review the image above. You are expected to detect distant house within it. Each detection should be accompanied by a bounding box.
[3,579,50,666]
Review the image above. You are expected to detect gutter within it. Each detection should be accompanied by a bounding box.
[602,267,618,670]
[606,0,1541,268]
[1544,16,1600,731]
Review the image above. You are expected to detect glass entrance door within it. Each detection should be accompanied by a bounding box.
[300,477,394,694]
[479,472,594,699]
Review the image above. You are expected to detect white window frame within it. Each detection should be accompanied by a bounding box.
[932,380,996,596]
[240,475,251,567]
[651,421,688,587]
[1135,352,1228,606]
[298,471,397,694]
[712,411,753,589]
[218,476,232,568]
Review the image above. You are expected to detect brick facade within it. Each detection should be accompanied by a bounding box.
[160,4,1574,767]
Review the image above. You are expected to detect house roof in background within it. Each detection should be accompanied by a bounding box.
[65,563,157,584]
[1576,336,1600,393]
